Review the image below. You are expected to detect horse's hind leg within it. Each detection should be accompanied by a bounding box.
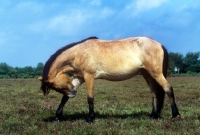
[141,70,165,119]
[149,72,180,119]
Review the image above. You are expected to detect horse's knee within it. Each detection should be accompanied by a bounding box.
[87,97,94,104]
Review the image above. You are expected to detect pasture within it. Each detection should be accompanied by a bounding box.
[0,76,199,134]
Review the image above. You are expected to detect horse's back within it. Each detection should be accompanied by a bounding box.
[78,36,164,65]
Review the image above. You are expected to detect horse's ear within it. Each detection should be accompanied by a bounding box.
[37,77,43,81]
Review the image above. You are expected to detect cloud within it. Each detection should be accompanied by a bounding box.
[15,1,44,14]
[161,1,200,29]
[47,10,91,35]
[99,7,115,18]
[125,0,169,17]
[27,3,116,38]
[90,0,101,6]
[28,9,93,37]
[136,0,168,10]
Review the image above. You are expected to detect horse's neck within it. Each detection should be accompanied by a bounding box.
[48,50,75,82]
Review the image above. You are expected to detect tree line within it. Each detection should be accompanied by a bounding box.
[0,62,44,79]
[0,52,200,79]
[168,52,200,75]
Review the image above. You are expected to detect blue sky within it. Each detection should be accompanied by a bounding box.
[0,0,200,67]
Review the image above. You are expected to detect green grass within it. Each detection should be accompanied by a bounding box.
[0,76,200,134]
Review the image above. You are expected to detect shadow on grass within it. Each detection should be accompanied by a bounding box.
[43,111,150,122]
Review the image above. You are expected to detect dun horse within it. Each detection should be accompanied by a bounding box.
[38,36,180,123]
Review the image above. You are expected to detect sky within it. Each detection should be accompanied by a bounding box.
[0,0,200,67]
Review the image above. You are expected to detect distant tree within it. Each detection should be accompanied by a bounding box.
[23,66,35,78]
[35,62,44,76]
[168,52,184,74]
[0,63,10,75]
[8,67,17,78]
[183,52,200,73]
[15,67,24,78]
[0,63,15,78]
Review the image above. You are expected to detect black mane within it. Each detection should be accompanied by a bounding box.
[42,36,98,81]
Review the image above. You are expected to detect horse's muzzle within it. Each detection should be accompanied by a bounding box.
[67,88,77,98]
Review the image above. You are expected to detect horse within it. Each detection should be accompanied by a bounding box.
[38,36,180,123]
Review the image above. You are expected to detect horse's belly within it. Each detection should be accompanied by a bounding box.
[95,62,142,81]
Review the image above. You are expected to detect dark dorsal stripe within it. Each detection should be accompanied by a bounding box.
[42,36,98,81]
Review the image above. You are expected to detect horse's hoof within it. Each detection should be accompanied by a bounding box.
[53,117,60,123]
[86,117,95,123]
[149,114,160,120]
[86,119,93,123]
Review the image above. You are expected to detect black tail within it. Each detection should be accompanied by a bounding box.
[162,45,169,77]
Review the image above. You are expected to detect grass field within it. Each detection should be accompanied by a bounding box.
[0,76,200,134]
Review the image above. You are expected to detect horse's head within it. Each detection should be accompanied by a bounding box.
[37,73,77,98]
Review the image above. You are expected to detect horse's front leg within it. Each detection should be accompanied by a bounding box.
[84,73,95,123]
[54,95,69,122]
[87,96,95,123]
